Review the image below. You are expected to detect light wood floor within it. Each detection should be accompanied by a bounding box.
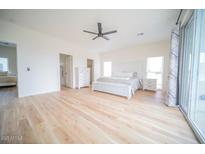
[0,87,198,143]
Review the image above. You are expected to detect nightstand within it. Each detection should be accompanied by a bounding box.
[143,79,157,91]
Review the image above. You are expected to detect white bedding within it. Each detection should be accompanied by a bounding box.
[96,76,140,95]
[97,77,140,94]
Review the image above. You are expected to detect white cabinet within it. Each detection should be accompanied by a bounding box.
[143,79,157,91]
[75,67,90,89]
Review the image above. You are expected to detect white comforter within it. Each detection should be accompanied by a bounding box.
[96,77,140,95]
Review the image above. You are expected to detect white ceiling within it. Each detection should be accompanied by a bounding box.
[0,9,179,53]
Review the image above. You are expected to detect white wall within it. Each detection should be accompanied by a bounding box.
[0,45,17,75]
[100,40,170,92]
[0,19,100,97]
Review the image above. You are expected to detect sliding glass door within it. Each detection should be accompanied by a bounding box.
[190,10,205,142]
[179,10,205,142]
[180,15,194,114]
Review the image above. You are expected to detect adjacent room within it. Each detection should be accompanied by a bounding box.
[0,9,204,144]
[59,53,73,89]
[0,42,18,97]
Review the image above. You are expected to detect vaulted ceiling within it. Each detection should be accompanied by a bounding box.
[0,9,179,52]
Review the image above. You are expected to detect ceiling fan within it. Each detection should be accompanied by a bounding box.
[83,23,117,40]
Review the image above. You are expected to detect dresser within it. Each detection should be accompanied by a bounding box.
[75,67,90,89]
[143,79,157,91]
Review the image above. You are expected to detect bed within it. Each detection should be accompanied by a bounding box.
[0,72,17,87]
[92,72,141,99]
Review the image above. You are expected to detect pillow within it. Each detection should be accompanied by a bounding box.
[112,72,138,78]
[112,72,131,78]
[0,71,8,76]
[132,72,138,78]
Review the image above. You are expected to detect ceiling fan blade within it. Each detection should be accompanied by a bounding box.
[102,36,110,40]
[98,23,102,34]
[92,36,99,40]
[83,30,98,35]
[102,30,117,35]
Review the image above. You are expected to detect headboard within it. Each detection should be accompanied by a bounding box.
[112,60,145,78]
[112,71,138,78]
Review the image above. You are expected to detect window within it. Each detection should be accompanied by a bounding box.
[103,61,112,77]
[0,58,8,72]
[146,56,164,89]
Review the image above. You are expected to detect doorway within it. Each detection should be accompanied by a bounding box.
[0,41,18,98]
[59,54,73,89]
[87,59,94,84]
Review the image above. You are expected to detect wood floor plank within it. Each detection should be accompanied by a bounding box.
[0,87,199,144]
